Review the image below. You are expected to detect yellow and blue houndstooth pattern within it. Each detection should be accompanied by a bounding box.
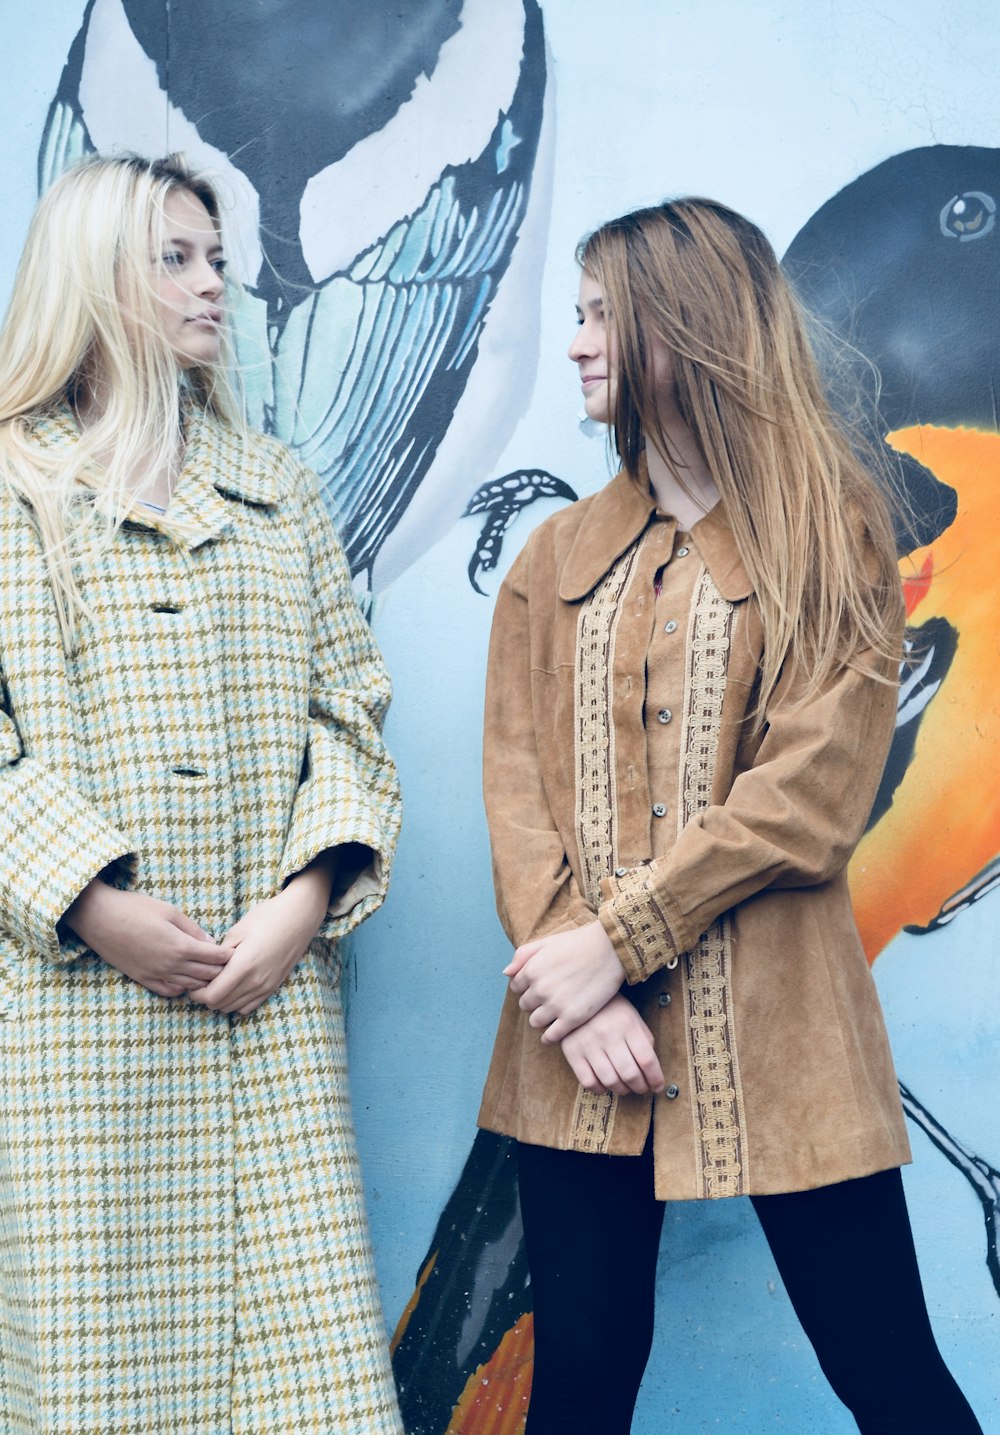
[0,407,403,1433]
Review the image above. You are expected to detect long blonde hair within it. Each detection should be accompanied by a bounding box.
[0,153,243,646]
[578,198,902,712]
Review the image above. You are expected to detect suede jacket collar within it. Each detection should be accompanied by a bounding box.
[557,461,754,604]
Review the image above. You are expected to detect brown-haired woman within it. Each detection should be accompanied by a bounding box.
[477,198,982,1433]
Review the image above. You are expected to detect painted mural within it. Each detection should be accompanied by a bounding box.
[42,0,560,595]
[2,2,997,1431]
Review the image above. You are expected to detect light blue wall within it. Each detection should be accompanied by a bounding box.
[1,3,997,1430]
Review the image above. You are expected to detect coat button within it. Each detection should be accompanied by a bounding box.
[656,708,672,724]
[614,866,627,879]
[665,1084,680,1099]
[676,546,690,557]
[664,619,678,633]
[652,802,667,817]
[657,992,671,1007]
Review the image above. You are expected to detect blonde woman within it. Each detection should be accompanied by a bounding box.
[0,155,402,1434]
[478,200,982,1433]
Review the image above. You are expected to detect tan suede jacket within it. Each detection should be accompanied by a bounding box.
[478,467,911,1200]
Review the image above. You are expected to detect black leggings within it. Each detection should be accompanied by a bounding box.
[517,1138,982,1435]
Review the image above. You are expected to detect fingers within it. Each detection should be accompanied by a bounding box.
[179,961,234,987]
[627,1034,665,1092]
[188,966,243,1010]
[502,941,540,979]
[558,997,667,1096]
[561,1047,599,1091]
[183,937,233,966]
[188,947,277,1015]
[537,1013,582,1045]
[170,908,215,941]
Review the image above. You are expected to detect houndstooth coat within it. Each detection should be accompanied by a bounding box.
[0,406,403,1434]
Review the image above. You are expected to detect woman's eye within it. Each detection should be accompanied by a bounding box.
[211,257,228,275]
[161,251,185,268]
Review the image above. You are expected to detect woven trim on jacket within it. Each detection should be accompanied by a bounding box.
[568,543,646,1151]
[677,565,749,1198]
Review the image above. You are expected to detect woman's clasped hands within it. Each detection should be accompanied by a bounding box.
[504,920,665,1096]
[66,855,337,1016]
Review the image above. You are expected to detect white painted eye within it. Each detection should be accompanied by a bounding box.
[939,190,996,241]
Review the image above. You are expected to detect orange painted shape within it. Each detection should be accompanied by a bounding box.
[390,1248,438,1355]
[849,424,1000,961]
[445,1314,534,1435]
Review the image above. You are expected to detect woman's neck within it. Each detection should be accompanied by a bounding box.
[72,379,183,510]
[644,414,721,531]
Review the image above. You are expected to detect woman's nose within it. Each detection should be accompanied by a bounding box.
[568,327,591,361]
[195,259,224,297]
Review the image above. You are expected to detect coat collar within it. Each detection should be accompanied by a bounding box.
[31,399,284,550]
[558,457,753,603]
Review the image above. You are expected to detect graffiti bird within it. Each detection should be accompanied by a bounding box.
[41,0,572,594]
[391,146,1000,1434]
[783,144,1000,1299]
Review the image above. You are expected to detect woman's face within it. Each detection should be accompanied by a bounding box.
[568,270,615,424]
[569,270,679,429]
[153,188,226,369]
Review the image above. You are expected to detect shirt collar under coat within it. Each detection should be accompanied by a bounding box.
[557,458,754,604]
[32,399,286,550]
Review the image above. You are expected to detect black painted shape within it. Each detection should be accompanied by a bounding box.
[38,0,96,187]
[392,1129,530,1434]
[782,145,1000,552]
[123,0,464,295]
[464,469,578,594]
[899,1081,1000,1299]
[903,852,1000,934]
[866,616,958,832]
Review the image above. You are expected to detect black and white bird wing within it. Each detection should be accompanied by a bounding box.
[265,16,545,583]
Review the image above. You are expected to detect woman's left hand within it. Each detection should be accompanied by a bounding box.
[504,920,626,1043]
[189,858,335,1016]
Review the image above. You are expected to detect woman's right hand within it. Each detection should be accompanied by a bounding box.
[559,994,665,1096]
[64,881,233,998]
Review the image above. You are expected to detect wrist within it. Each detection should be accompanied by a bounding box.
[64,877,117,946]
[281,861,334,929]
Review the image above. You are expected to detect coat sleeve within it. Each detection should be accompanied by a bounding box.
[0,678,135,964]
[277,470,401,940]
[597,634,901,984]
[483,543,597,948]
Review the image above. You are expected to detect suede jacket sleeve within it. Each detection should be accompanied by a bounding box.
[483,544,596,948]
[598,637,900,984]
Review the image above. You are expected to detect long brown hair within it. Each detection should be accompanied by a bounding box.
[578,198,902,712]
